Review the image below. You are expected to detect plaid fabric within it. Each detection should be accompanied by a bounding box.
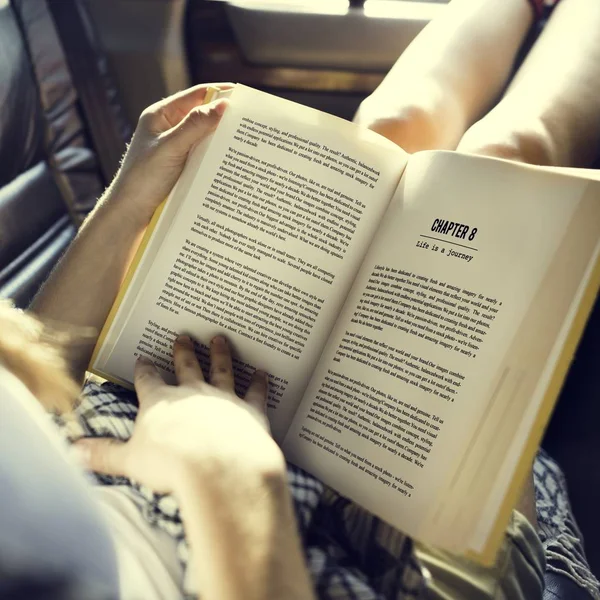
[57,381,426,599]
[534,449,600,599]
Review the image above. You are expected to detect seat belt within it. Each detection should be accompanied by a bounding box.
[48,0,131,185]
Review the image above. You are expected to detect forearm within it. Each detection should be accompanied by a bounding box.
[30,84,227,382]
[31,193,148,380]
[176,463,315,600]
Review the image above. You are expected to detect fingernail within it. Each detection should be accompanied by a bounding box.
[256,370,268,383]
[213,99,228,116]
[211,335,226,346]
[177,335,192,346]
[137,355,153,365]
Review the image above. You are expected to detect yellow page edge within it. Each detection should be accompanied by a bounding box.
[89,86,222,376]
[88,197,169,373]
[468,244,600,566]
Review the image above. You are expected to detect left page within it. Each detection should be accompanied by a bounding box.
[91,85,408,441]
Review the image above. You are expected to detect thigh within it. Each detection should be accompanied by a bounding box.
[458,0,600,167]
[354,0,533,152]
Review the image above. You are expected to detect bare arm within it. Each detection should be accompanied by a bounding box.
[177,459,313,600]
[31,199,146,381]
[31,84,230,381]
[36,80,314,597]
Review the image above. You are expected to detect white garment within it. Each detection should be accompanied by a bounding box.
[95,486,185,600]
[0,366,184,600]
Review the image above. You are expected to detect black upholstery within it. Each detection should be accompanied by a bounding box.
[0,0,129,308]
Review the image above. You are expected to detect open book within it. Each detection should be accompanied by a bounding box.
[90,85,600,564]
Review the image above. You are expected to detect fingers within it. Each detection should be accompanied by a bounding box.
[161,82,233,109]
[245,370,269,412]
[173,335,205,386]
[134,356,166,400]
[209,335,235,391]
[161,100,228,156]
[73,438,127,477]
[170,334,266,410]
[144,83,233,131]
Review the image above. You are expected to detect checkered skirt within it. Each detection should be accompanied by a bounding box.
[59,381,425,599]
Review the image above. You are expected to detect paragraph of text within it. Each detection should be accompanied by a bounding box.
[236,117,381,188]
[204,146,367,260]
[135,320,288,410]
[300,425,415,497]
[352,266,503,358]
[156,241,324,360]
[305,369,443,472]
[192,215,334,285]
[333,331,464,402]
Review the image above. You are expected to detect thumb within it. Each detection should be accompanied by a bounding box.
[73,438,128,477]
[163,99,228,156]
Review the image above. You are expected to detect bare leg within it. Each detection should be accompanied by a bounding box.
[458,0,600,167]
[455,3,600,520]
[354,0,533,152]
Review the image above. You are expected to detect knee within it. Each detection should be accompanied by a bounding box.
[457,122,558,166]
[355,97,443,153]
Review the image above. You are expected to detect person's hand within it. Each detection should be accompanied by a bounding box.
[105,83,232,228]
[74,334,283,495]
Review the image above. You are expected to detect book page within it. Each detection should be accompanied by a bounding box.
[283,151,596,538]
[460,180,600,556]
[92,85,407,441]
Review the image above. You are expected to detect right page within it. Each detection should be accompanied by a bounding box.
[283,150,600,543]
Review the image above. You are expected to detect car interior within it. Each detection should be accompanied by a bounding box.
[0,0,598,598]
